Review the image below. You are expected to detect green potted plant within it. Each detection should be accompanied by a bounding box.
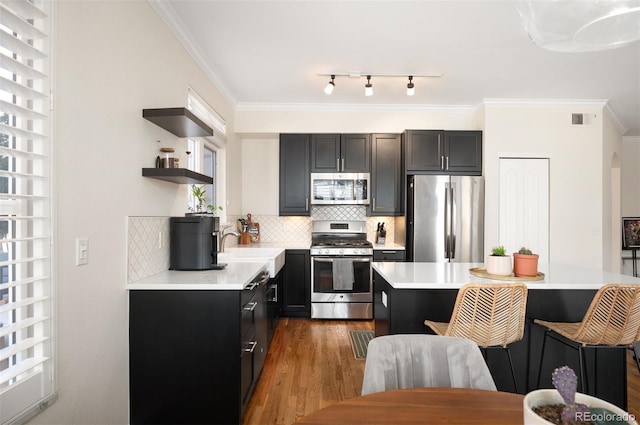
[513,247,539,277]
[486,245,513,276]
[187,185,223,231]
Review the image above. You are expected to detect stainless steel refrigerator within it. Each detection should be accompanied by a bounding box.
[406,175,484,262]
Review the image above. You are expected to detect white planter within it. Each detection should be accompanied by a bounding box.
[523,389,638,425]
[486,255,512,276]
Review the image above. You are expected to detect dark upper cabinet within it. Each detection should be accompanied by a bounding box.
[311,134,371,173]
[404,130,444,172]
[444,131,482,175]
[281,250,311,317]
[404,130,482,175]
[279,134,310,216]
[370,133,403,216]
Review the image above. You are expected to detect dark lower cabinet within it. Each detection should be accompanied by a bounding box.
[129,281,268,425]
[373,249,405,262]
[266,269,283,345]
[281,249,310,317]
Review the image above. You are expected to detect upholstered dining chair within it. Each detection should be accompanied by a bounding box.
[534,283,640,393]
[424,283,529,392]
[361,334,496,395]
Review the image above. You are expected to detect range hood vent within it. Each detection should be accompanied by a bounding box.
[142,107,213,138]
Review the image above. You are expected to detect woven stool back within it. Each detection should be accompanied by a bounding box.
[572,284,640,346]
[446,283,528,348]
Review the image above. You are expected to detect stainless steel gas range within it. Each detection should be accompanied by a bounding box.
[310,221,373,319]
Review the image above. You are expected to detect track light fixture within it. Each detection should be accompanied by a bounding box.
[324,75,335,95]
[365,75,373,96]
[317,71,441,96]
[406,76,415,96]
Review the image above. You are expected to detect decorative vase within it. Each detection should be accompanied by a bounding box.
[513,253,539,277]
[486,255,513,276]
[523,389,637,425]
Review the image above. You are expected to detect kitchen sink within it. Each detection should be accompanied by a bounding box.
[217,247,285,277]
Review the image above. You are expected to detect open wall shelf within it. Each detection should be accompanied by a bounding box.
[142,168,213,185]
[142,107,213,138]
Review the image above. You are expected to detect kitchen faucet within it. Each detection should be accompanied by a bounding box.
[219,229,240,253]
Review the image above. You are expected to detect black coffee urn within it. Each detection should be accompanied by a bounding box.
[170,216,219,270]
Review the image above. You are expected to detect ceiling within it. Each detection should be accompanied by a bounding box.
[152,0,640,136]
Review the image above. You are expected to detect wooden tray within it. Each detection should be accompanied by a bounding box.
[469,267,545,282]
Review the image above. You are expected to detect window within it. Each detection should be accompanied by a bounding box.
[0,1,55,424]
[186,88,226,218]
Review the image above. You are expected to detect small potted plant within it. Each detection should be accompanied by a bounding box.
[524,365,637,425]
[187,184,223,231]
[513,247,539,277]
[486,245,513,276]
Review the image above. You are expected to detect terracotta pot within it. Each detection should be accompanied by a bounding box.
[523,389,638,425]
[486,255,513,276]
[513,253,539,277]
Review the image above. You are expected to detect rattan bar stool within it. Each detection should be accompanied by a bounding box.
[534,284,640,394]
[424,283,528,392]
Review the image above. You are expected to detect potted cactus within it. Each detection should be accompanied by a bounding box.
[486,245,513,276]
[523,366,637,425]
[513,247,539,277]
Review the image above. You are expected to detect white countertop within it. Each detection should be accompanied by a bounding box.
[127,262,267,290]
[372,262,640,290]
[373,243,405,250]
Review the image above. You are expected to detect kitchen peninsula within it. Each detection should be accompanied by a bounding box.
[372,261,640,410]
[128,257,278,425]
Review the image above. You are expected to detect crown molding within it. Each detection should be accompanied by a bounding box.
[235,102,476,113]
[603,102,627,135]
[148,0,237,107]
[623,136,640,143]
[482,98,609,108]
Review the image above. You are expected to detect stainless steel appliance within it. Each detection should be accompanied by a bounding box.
[310,173,370,205]
[406,175,484,262]
[310,220,373,319]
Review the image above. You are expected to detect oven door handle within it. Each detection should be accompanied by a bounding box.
[312,257,371,263]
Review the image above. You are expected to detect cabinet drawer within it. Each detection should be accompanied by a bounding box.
[374,250,405,262]
[241,292,258,338]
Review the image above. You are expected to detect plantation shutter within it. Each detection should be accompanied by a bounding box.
[0,1,55,424]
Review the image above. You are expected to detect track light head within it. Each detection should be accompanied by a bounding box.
[324,75,335,95]
[365,75,373,96]
[407,76,415,96]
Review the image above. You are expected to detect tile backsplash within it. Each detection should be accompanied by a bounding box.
[128,207,398,282]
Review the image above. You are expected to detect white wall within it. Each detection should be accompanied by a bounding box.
[602,112,624,272]
[484,102,606,270]
[32,2,239,424]
[622,137,640,216]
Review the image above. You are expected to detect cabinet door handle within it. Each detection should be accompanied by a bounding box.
[445,156,449,170]
[337,158,340,171]
[243,341,258,353]
[440,156,445,170]
[305,197,309,211]
[341,158,345,171]
[243,301,258,312]
[373,198,376,211]
[380,251,396,254]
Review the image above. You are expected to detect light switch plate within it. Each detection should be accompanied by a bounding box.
[76,237,88,266]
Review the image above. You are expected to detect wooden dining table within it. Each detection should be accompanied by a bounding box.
[295,387,525,424]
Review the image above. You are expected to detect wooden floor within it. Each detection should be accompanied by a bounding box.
[244,318,640,424]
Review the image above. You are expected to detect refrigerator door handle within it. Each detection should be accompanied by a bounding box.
[450,183,456,259]
[444,182,450,259]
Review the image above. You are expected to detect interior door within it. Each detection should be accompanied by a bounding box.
[499,158,550,263]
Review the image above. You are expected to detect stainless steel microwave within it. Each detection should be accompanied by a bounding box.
[310,173,370,205]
